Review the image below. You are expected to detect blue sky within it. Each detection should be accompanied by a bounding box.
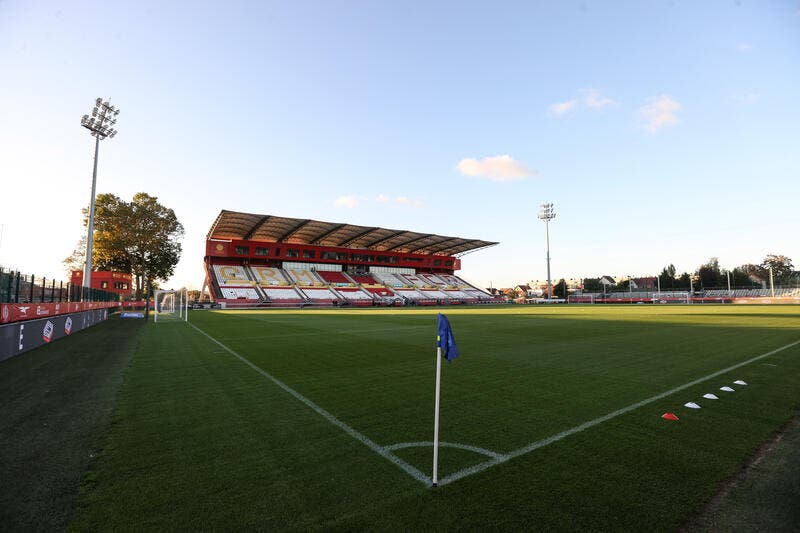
[1,1,798,289]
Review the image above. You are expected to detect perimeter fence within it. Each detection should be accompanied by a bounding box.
[0,267,119,303]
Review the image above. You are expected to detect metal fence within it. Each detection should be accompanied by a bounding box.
[0,267,119,303]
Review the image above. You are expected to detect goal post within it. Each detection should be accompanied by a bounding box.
[153,288,189,322]
[651,291,690,304]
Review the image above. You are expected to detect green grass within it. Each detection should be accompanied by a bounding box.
[5,305,800,530]
[0,317,141,531]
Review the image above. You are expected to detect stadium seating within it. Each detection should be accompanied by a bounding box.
[317,271,353,286]
[251,266,290,286]
[364,287,396,298]
[213,264,256,286]
[220,288,261,300]
[286,268,324,287]
[334,287,374,304]
[299,287,340,302]
[371,272,409,288]
[419,273,448,287]
[262,287,305,302]
[400,274,429,288]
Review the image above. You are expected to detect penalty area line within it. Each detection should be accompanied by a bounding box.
[438,337,800,486]
[186,321,431,486]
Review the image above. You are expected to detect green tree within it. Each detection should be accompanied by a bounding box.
[761,254,794,284]
[658,264,677,290]
[553,279,567,299]
[676,272,691,290]
[582,278,602,292]
[70,192,184,299]
[696,257,722,288]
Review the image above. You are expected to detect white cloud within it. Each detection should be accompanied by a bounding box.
[457,154,535,181]
[375,194,389,203]
[581,88,616,108]
[549,99,578,115]
[639,95,681,133]
[396,196,410,204]
[334,195,359,208]
[549,88,616,116]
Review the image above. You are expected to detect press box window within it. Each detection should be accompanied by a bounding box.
[234,246,249,255]
[286,249,300,258]
[302,250,315,259]
[254,247,269,256]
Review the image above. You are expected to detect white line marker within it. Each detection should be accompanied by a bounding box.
[187,322,431,485]
[720,386,735,392]
[684,402,701,409]
[733,380,747,386]
[703,393,719,400]
[385,441,504,459]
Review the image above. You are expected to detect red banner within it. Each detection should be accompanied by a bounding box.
[0,302,120,325]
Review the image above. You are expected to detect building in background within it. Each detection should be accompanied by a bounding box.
[70,270,131,299]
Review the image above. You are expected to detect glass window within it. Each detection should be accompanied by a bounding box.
[286,249,299,258]
[254,247,269,256]
[302,250,315,258]
[235,246,249,255]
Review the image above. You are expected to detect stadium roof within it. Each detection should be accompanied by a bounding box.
[207,210,498,257]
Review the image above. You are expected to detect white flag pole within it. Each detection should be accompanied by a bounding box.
[432,345,443,487]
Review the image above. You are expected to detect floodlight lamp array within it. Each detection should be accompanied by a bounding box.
[81,98,120,139]
[538,202,556,221]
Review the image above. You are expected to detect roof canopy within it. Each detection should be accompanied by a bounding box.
[207,210,498,257]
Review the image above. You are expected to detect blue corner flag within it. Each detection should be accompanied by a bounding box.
[437,313,458,362]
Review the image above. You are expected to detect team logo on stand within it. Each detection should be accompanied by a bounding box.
[1,305,8,322]
[42,321,55,343]
[65,317,73,335]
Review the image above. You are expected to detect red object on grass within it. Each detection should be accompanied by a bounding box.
[661,412,679,421]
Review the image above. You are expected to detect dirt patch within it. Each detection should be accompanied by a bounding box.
[680,414,800,531]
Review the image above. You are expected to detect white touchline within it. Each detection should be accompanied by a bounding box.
[187,322,430,485]
[189,320,800,489]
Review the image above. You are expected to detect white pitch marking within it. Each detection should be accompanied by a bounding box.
[437,338,800,487]
[385,441,504,460]
[187,322,431,485]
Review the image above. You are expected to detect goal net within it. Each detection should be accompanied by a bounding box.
[651,292,690,304]
[154,289,188,322]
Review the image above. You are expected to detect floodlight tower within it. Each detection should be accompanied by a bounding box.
[80,98,119,295]
[538,202,556,299]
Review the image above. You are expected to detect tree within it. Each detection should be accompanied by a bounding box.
[582,278,603,292]
[63,233,87,275]
[696,257,722,289]
[71,192,184,299]
[761,254,794,284]
[553,279,567,299]
[658,264,677,290]
[676,272,691,290]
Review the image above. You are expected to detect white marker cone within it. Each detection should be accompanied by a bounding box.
[733,380,747,386]
[684,402,701,409]
[703,393,719,400]
[720,386,735,392]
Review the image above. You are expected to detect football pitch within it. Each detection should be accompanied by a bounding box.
[10,305,800,529]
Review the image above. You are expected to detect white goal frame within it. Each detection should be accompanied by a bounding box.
[153,288,189,322]
[651,291,690,304]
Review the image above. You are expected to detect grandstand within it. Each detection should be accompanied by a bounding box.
[202,210,500,307]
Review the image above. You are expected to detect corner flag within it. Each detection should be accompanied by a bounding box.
[437,313,458,362]
[433,313,458,487]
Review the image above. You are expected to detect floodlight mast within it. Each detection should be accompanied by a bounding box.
[80,98,119,297]
[538,203,556,299]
